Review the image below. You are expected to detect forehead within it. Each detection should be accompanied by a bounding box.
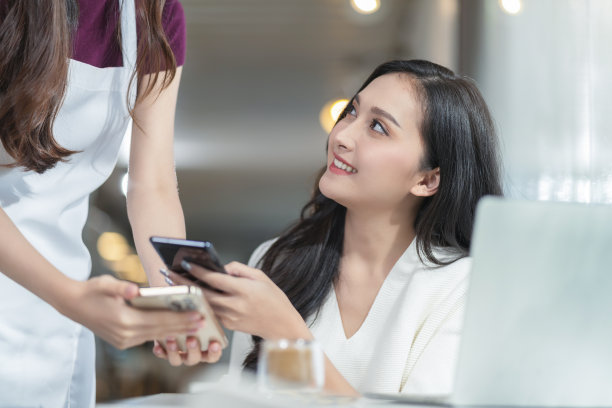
[357,73,422,129]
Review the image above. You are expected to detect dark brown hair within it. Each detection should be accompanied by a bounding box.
[0,0,176,174]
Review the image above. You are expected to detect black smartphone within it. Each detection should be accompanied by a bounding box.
[150,236,227,283]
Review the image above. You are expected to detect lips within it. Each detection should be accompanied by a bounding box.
[331,154,357,174]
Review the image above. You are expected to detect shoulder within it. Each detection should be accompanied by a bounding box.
[247,238,279,268]
[427,255,472,291]
[401,250,472,306]
[161,0,186,66]
[420,247,472,280]
[437,255,472,277]
[401,242,472,282]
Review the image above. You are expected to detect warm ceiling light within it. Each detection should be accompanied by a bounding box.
[112,254,147,284]
[351,0,380,15]
[319,99,349,134]
[499,0,522,15]
[330,99,349,122]
[97,232,130,262]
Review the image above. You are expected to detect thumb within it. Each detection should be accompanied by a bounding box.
[121,281,140,300]
[99,275,139,299]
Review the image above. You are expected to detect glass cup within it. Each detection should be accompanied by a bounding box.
[257,339,325,395]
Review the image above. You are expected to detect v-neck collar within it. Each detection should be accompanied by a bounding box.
[332,238,420,342]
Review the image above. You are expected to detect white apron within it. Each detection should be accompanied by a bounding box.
[0,1,136,406]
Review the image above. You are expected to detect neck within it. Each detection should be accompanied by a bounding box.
[341,203,418,279]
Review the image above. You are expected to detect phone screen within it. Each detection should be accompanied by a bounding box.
[150,237,227,279]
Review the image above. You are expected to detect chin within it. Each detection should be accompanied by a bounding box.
[318,171,334,197]
[319,177,350,207]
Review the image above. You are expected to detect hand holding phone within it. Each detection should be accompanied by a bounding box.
[150,236,226,285]
[128,285,228,351]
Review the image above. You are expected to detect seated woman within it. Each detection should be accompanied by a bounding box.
[157,59,503,396]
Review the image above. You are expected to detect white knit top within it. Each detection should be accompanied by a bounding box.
[228,238,471,395]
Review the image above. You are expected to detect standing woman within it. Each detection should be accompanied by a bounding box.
[0,1,215,406]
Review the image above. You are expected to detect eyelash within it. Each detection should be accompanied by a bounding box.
[345,104,389,136]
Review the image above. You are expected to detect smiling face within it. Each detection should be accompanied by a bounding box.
[319,73,439,213]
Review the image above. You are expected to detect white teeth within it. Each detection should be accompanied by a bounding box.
[334,158,357,173]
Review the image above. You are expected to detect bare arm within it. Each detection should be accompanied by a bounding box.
[128,68,224,364]
[0,208,75,313]
[127,67,185,287]
[0,207,204,348]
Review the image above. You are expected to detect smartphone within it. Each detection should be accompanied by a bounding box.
[150,236,227,283]
[128,285,228,351]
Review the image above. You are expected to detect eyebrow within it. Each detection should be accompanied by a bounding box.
[354,95,401,129]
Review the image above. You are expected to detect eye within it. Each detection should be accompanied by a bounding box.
[371,119,388,135]
[338,103,357,122]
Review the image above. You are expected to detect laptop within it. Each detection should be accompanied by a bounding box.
[367,197,612,407]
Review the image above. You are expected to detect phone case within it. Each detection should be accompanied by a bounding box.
[149,236,227,274]
[129,286,228,351]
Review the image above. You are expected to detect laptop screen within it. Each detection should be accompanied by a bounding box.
[452,198,612,407]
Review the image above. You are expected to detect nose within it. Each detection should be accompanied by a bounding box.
[331,119,358,152]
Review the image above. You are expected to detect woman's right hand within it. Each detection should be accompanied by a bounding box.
[152,337,223,366]
[56,275,205,350]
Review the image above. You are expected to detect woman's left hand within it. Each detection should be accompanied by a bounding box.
[170,262,311,340]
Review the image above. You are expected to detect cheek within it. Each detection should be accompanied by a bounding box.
[362,147,421,193]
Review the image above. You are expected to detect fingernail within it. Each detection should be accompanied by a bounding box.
[187,339,197,349]
[210,343,220,353]
[181,260,192,271]
[159,268,169,277]
[164,276,174,286]
[167,342,178,351]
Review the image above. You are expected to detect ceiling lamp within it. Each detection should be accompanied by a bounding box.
[351,0,380,15]
[499,0,522,15]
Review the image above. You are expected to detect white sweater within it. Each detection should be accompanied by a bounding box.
[228,238,471,395]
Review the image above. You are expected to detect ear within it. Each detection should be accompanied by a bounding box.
[410,167,440,197]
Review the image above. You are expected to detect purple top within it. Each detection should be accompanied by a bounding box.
[72,0,186,69]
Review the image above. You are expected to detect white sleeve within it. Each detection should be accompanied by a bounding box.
[227,330,254,379]
[400,259,470,395]
[226,238,278,379]
[247,238,277,268]
[399,301,465,395]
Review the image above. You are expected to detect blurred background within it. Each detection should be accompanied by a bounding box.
[90,0,612,402]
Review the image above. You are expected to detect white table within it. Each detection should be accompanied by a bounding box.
[96,383,433,407]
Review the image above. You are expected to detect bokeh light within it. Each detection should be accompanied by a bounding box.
[351,0,380,15]
[97,232,130,262]
[500,0,522,15]
[319,99,349,134]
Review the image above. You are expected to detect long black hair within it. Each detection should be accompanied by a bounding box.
[243,59,503,369]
